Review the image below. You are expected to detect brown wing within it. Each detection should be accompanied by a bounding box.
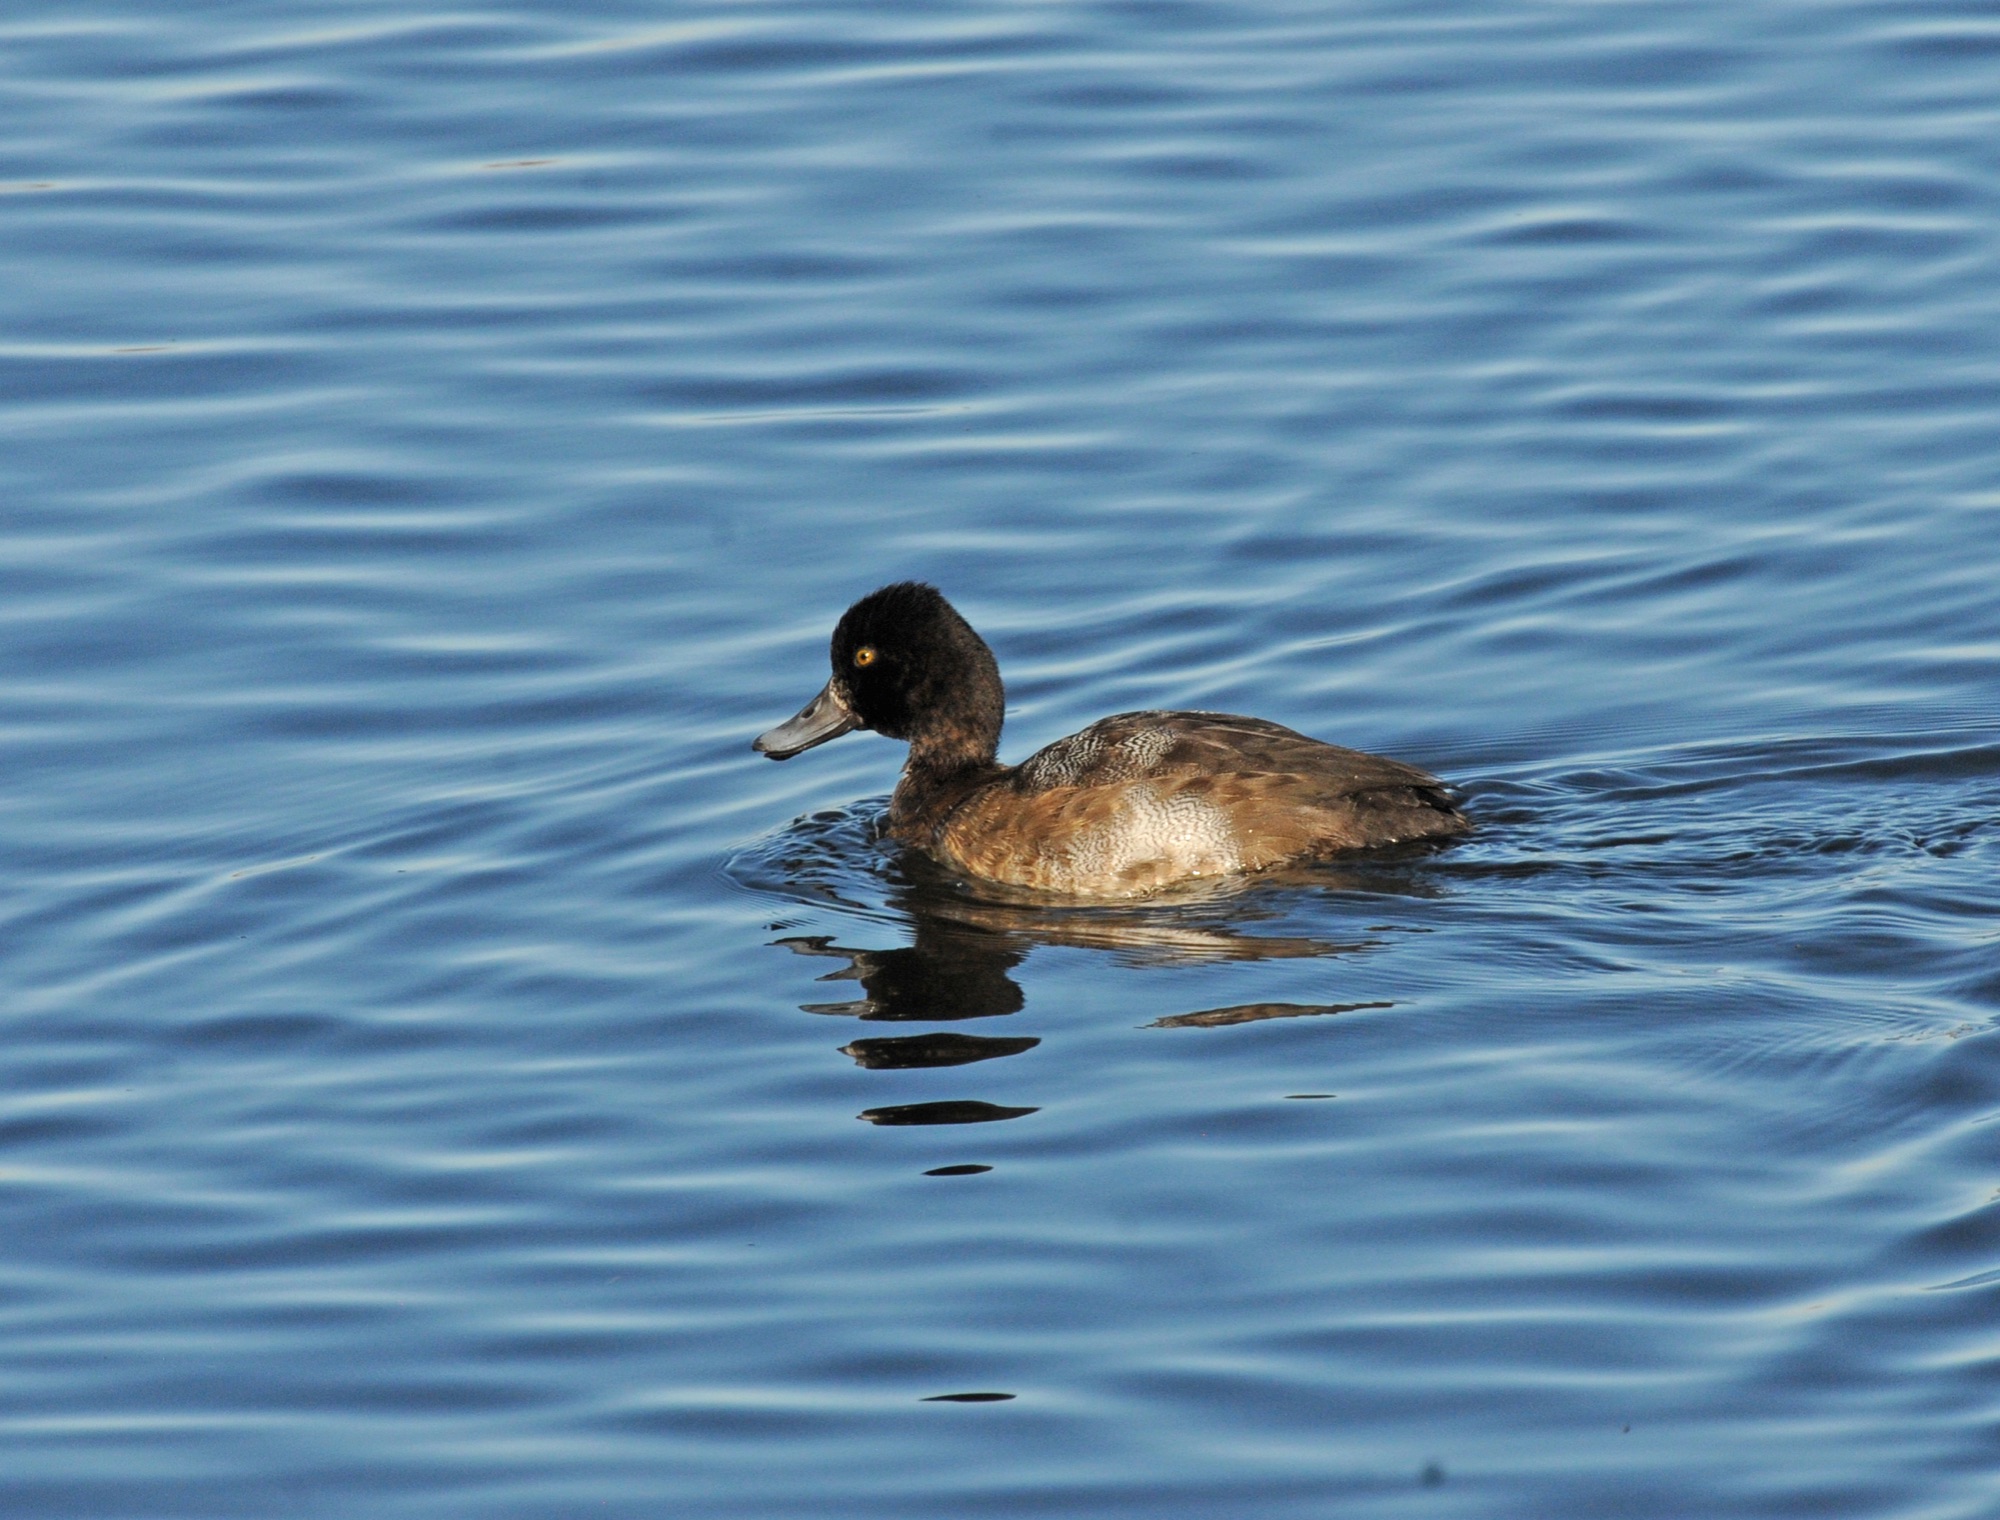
[1013,711,1458,803]
[1137,762,1469,861]
[1162,713,1470,854]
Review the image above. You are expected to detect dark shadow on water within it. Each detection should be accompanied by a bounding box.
[840,1032,1041,1068]
[1147,1000,1395,1029]
[859,1101,1039,1126]
[778,927,1026,1021]
[921,1391,1015,1403]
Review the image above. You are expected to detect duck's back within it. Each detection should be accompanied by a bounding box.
[932,710,1468,896]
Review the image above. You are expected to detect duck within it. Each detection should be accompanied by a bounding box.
[754,582,1469,897]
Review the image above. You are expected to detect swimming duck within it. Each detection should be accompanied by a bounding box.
[754,582,1469,897]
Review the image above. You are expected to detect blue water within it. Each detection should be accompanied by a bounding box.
[5,1,2000,1514]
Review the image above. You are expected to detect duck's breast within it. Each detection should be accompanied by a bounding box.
[937,772,1241,894]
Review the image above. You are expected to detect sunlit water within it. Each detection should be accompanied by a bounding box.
[4,1,1999,1515]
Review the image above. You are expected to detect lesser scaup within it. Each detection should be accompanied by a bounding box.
[755,582,1469,896]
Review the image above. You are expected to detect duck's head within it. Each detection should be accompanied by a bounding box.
[754,582,1004,768]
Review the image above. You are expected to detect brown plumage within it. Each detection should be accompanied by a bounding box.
[755,584,1469,899]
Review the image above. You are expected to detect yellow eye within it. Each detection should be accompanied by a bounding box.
[853,646,877,667]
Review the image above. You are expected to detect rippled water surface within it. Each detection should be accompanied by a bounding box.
[6,1,2000,1515]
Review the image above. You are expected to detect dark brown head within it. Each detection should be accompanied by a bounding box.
[754,583,1005,769]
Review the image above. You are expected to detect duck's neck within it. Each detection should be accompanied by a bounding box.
[883,631,1006,843]
[888,732,1005,844]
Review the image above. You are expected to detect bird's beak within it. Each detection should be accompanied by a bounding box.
[754,680,861,759]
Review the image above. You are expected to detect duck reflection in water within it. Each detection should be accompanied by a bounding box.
[778,917,1026,1023]
[774,857,1422,1063]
